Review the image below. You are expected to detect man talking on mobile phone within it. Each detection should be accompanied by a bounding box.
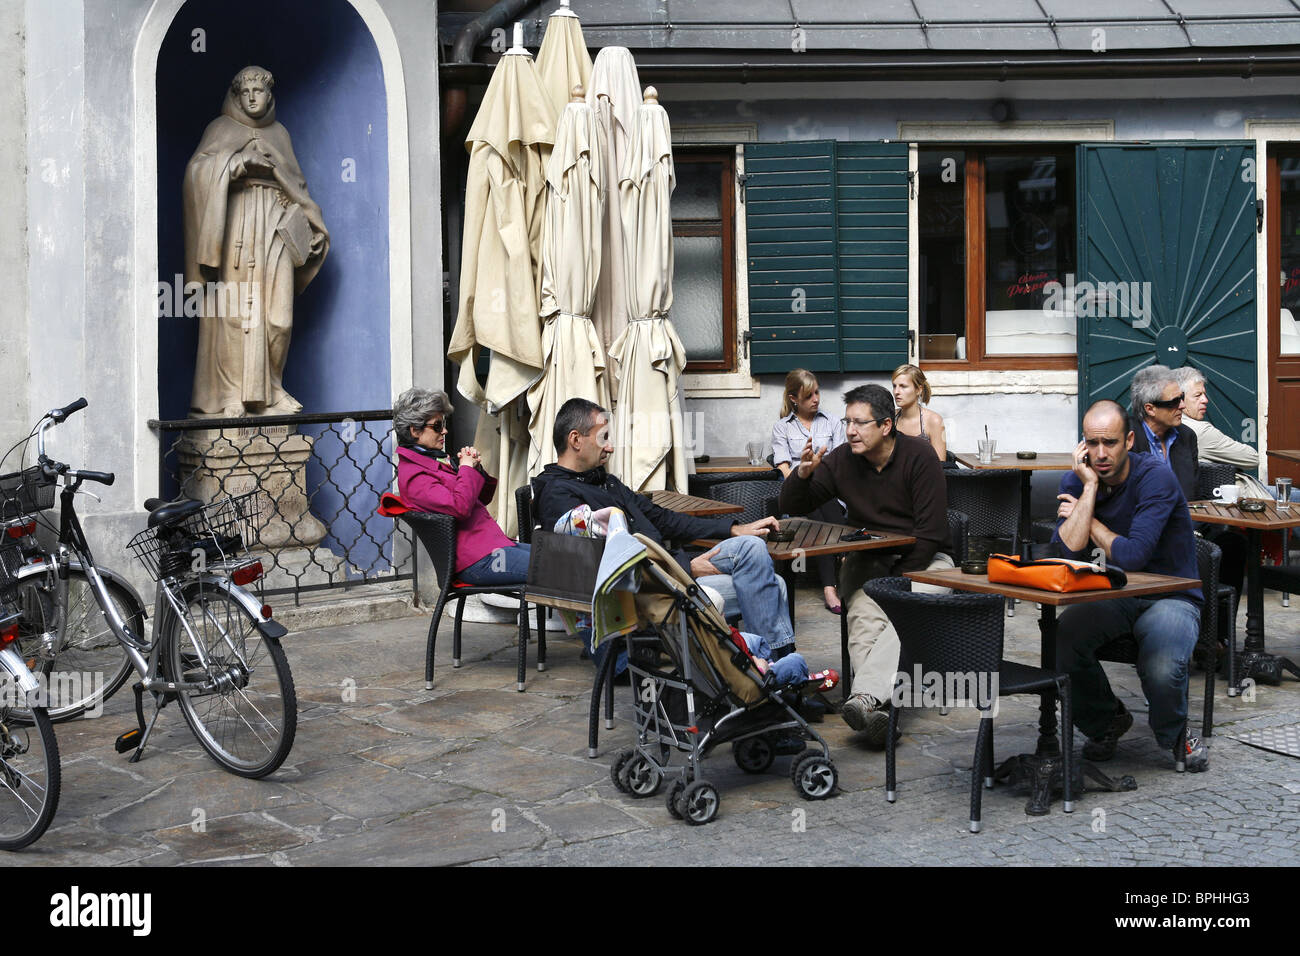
[779,384,953,746]
[1051,399,1207,772]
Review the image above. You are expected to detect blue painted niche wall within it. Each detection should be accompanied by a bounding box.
[156,0,394,577]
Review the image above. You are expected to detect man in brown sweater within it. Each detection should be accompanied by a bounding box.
[779,383,953,744]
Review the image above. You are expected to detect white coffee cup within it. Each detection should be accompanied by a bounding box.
[1212,484,1239,504]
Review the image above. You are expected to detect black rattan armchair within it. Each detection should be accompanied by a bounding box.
[863,576,1074,833]
[400,509,543,693]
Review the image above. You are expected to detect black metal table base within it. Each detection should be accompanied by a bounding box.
[993,753,1137,816]
[1234,649,1300,688]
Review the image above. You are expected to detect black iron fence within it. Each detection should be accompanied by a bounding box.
[149,409,414,604]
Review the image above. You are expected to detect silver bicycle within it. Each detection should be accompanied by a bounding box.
[3,398,296,778]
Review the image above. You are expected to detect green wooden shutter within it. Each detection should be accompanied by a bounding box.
[837,142,910,371]
[1077,142,1257,442]
[744,141,839,373]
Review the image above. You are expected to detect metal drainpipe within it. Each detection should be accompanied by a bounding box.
[441,0,544,147]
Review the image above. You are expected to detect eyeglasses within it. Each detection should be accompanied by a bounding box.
[841,416,891,430]
[421,419,446,433]
[1147,393,1185,410]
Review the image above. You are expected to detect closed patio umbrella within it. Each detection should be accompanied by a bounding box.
[447,25,553,536]
[608,87,689,494]
[535,0,592,124]
[527,86,611,476]
[586,47,641,364]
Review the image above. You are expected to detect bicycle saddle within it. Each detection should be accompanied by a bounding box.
[145,497,205,529]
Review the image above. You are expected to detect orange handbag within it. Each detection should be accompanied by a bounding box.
[986,554,1128,593]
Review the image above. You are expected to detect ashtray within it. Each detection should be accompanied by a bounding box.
[1016,451,1037,460]
[693,455,710,464]
[961,560,988,575]
[1239,498,1268,513]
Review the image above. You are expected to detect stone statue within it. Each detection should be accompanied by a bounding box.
[183,65,329,418]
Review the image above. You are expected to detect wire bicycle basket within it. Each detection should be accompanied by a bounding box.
[127,490,270,582]
[0,467,56,520]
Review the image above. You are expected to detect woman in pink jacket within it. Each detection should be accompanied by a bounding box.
[394,388,529,584]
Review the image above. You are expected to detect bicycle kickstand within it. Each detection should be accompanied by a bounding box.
[114,681,175,763]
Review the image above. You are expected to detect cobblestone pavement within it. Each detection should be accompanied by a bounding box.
[7,584,1300,866]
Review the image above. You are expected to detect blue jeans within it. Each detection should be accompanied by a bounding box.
[695,535,795,651]
[458,543,530,586]
[1056,596,1201,748]
[743,631,808,685]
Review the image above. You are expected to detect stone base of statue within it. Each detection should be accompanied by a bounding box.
[177,422,328,550]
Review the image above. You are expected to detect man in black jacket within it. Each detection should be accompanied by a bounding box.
[533,398,795,654]
[1129,364,1199,501]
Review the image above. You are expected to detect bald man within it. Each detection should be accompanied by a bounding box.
[1051,399,1207,772]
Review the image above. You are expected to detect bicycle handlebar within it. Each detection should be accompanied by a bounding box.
[49,397,87,423]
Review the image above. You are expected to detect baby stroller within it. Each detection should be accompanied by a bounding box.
[609,535,837,825]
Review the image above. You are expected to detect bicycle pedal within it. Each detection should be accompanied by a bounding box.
[114,728,141,754]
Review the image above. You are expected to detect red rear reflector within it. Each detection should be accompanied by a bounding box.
[0,623,17,646]
[686,726,698,734]
[231,561,263,586]
[261,605,273,620]
[5,522,34,539]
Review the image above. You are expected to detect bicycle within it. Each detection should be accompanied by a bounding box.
[2,398,296,778]
[0,537,59,849]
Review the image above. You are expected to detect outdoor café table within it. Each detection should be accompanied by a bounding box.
[1189,499,1300,689]
[950,452,1075,555]
[694,517,916,629]
[1267,449,1300,466]
[693,456,778,475]
[643,490,743,517]
[904,566,1201,815]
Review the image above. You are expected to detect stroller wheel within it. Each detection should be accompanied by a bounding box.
[666,779,687,819]
[681,780,720,825]
[611,748,636,794]
[733,736,776,774]
[623,754,662,798]
[792,752,838,800]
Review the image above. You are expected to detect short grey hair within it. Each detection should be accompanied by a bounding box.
[1172,365,1206,392]
[1130,364,1177,421]
[393,387,453,447]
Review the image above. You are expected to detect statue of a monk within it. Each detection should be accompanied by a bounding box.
[183,66,329,418]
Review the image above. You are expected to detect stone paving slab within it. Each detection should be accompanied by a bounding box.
[2,585,1298,866]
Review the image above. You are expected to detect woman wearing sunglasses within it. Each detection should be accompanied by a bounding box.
[393,387,530,584]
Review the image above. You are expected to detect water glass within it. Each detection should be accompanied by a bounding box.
[747,441,765,466]
[977,439,997,464]
[1277,477,1293,512]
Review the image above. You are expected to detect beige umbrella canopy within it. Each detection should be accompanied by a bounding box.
[586,47,642,363]
[534,0,592,124]
[527,87,611,476]
[608,87,689,494]
[447,27,554,536]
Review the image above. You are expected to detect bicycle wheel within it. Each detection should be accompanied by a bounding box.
[164,582,296,778]
[11,567,139,723]
[0,699,60,850]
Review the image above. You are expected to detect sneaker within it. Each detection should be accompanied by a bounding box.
[1175,734,1210,773]
[1081,703,1133,761]
[840,693,881,732]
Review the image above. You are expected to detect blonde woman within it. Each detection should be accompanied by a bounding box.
[892,364,946,461]
[771,369,846,613]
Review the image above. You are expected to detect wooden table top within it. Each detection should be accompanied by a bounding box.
[1188,498,1300,531]
[951,452,1075,471]
[693,456,780,474]
[696,517,915,560]
[904,567,1202,606]
[644,490,744,516]
[1267,449,1300,466]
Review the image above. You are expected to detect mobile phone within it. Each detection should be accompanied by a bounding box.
[842,528,882,542]
[1082,453,1091,466]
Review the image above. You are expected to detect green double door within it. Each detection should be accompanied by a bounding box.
[1077,142,1257,446]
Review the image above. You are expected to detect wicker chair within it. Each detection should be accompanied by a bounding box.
[839,509,969,699]
[1195,461,1236,501]
[946,468,1022,614]
[707,478,784,525]
[1095,536,1224,743]
[399,510,542,693]
[863,576,1074,833]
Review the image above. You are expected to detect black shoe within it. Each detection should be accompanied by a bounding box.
[1082,703,1133,761]
[770,733,807,756]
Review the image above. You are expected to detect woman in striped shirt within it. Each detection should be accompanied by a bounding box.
[771,369,847,613]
